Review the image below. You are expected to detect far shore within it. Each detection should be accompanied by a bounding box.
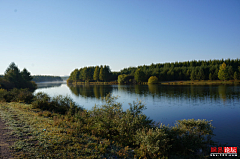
[36,80,67,84]
[67,80,240,85]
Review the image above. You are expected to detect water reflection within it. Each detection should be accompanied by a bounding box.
[36,82,63,89]
[66,84,240,103]
[67,84,115,98]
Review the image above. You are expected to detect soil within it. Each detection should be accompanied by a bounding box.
[0,118,14,159]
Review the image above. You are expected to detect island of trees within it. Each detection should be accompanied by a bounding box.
[68,58,240,84]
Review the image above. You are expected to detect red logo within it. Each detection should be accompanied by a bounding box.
[210,147,237,157]
[224,147,237,153]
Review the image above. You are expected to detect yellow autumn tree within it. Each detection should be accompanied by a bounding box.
[148,76,158,84]
[218,62,229,81]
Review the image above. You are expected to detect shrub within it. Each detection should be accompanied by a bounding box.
[169,119,215,157]
[0,88,34,103]
[148,76,158,84]
[135,127,171,158]
[88,94,155,147]
[32,92,83,114]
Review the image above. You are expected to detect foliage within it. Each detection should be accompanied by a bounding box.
[93,66,99,81]
[218,62,229,80]
[234,72,238,80]
[68,59,240,83]
[88,95,155,147]
[134,69,145,83]
[1,62,36,90]
[118,74,133,84]
[0,88,34,103]
[190,70,195,81]
[148,76,158,84]
[209,73,212,80]
[21,68,33,81]
[69,65,112,83]
[32,92,83,114]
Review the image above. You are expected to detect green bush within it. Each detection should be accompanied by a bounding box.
[148,76,158,84]
[0,88,34,103]
[88,94,155,148]
[32,92,83,114]
[81,95,215,158]
[135,127,171,158]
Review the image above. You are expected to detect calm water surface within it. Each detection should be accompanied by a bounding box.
[35,82,240,147]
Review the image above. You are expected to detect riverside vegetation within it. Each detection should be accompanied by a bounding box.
[67,59,240,85]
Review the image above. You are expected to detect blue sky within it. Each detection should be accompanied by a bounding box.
[0,0,239,76]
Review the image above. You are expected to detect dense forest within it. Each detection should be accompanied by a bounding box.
[0,62,36,90]
[32,75,63,82]
[68,59,240,84]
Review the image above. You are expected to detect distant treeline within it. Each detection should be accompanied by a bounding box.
[32,75,63,82]
[61,76,69,81]
[68,59,240,84]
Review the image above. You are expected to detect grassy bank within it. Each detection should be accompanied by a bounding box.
[0,102,134,158]
[160,80,240,85]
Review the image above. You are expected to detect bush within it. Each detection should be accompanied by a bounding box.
[135,127,171,158]
[148,76,158,84]
[0,88,34,103]
[32,92,83,114]
[88,94,155,147]
[79,95,215,158]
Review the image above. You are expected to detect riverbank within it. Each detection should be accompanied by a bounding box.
[0,99,222,158]
[160,80,240,85]
[0,102,129,158]
[67,80,240,86]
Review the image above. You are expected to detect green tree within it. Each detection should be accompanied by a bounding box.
[93,66,99,81]
[82,67,92,82]
[99,66,104,81]
[209,73,212,80]
[134,69,145,83]
[148,76,158,84]
[4,62,23,88]
[190,70,195,81]
[70,69,80,81]
[234,72,238,80]
[118,74,129,84]
[21,68,33,81]
[103,65,111,82]
[218,63,229,81]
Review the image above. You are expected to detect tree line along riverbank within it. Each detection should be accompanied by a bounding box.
[67,58,240,85]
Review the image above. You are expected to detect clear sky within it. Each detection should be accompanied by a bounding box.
[1,0,239,76]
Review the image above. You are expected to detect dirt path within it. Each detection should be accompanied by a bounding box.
[0,118,14,159]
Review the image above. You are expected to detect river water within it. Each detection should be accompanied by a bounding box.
[35,82,240,147]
